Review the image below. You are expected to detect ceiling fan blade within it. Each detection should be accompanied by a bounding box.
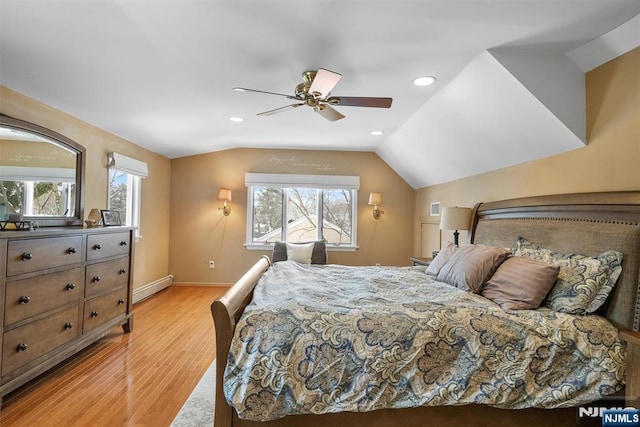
[257,103,304,116]
[234,87,300,101]
[308,68,342,98]
[326,96,393,108]
[315,104,345,122]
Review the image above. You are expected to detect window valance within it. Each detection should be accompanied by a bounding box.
[245,173,359,189]
[0,166,75,182]
[108,152,148,178]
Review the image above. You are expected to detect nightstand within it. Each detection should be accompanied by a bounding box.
[410,257,432,267]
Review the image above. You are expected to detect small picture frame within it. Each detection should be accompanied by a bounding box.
[430,202,441,217]
[100,209,121,226]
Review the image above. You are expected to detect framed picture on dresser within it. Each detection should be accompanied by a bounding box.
[100,209,121,226]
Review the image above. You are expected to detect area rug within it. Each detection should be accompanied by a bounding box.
[171,359,216,427]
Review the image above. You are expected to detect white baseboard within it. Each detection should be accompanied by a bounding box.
[171,281,231,287]
[133,274,174,303]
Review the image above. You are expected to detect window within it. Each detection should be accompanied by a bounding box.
[0,179,75,217]
[0,163,76,218]
[108,153,147,238]
[246,173,359,250]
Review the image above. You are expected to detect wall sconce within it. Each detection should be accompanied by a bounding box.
[218,188,232,216]
[368,192,384,220]
[440,206,472,245]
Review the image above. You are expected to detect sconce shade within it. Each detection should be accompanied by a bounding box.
[440,207,471,231]
[368,192,383,220]
[368,192,382,206]
[218,188,232,202]
[218,188,232,216]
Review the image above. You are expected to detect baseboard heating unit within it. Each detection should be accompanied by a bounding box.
[133,274,174,303]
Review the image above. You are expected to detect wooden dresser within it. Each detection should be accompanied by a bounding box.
[0,227,134,405]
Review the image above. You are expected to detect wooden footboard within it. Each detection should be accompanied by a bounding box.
[211,255,271,427]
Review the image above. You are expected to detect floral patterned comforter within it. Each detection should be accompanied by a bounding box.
[223,261,626,422]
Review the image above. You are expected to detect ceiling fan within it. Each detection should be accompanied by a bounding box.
[233,68,392,122]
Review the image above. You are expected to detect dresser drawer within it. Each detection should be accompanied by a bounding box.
[83,288,128,334]
[6,236,83,277]
[4,267,84,327]
[85,258,129,299]
[86,232,130,261]
[2,306,80,376]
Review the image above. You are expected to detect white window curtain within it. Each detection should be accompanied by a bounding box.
[108,152,148,178]
[245,173,359,189]
[0,166,76,182]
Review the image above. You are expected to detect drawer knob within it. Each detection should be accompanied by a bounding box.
[91,311,99,318]
[92,276,101,283]
[119,268,127,275]
[93,244,102,250]
[66,283,76,291]
[21,252,33,261]
[67,247,77,254]
[118,299,125,305]
[19,295,31,304]
[120,241,128,246]
[64,322,74,330]
[16,343,28,352]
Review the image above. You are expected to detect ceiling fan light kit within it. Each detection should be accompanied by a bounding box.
[235,68,393,122]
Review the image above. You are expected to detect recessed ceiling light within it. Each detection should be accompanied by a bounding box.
[229,116,244,122]
[412,76,437,86]
[370,130,384,136]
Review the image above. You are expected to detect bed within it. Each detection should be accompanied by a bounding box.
[211,192,640,427]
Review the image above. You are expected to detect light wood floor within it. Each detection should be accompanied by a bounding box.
[0,286,227,427]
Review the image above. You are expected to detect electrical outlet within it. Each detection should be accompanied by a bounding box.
[209,260,215,269]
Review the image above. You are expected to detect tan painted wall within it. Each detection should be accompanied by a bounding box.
[1,86,172,290]
[169,148,414,284]
[1,139,75,168]
[414,47,640,256]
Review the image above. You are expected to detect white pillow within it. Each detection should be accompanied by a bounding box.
[286,242,315,264]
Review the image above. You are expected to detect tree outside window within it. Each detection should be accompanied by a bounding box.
[250,186,355,247]
[1,180,74,216]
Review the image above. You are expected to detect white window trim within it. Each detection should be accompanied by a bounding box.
[245,173,359,251]
[108,152,146,240]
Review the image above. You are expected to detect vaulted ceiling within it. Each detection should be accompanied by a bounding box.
[1,1,639,188]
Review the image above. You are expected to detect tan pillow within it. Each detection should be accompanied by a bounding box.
[436,244,511,293]
[482,256,560,310]
[425,243,459,277]
[286,242,315,264]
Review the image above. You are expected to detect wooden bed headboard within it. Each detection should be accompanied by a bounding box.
[470,191,640,332]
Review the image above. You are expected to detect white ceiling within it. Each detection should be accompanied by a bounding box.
[1,1,639,188]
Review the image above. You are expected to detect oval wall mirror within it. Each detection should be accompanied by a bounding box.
[0,115,85,227]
